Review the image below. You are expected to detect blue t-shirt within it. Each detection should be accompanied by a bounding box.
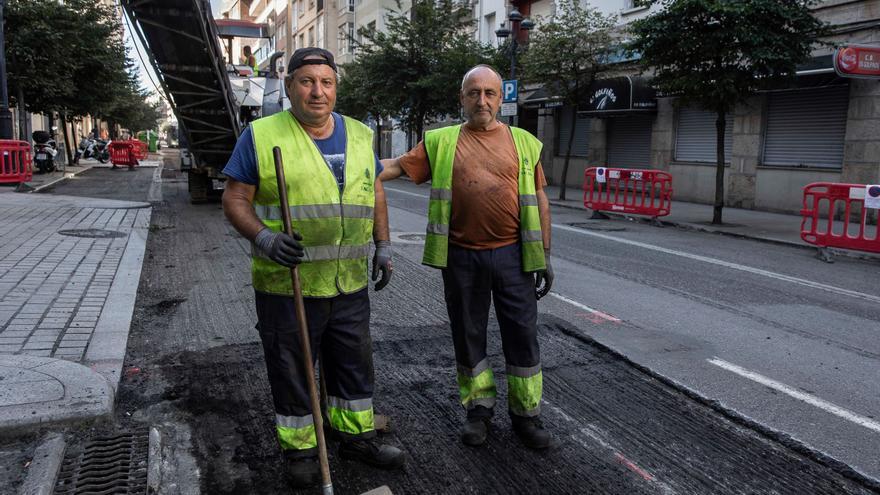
[222,112,382,190]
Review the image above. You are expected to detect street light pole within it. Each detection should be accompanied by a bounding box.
[495,8,534,126]
[0,0,14,139]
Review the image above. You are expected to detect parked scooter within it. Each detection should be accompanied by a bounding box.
[32,130,58,174]
[75,136,110,164]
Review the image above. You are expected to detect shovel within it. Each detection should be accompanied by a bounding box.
[273,147,392,495]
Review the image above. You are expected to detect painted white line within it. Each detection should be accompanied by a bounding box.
[553,223,880,304]
[708,358,880,434]
[384,187,428,199]
[549,292,621,322]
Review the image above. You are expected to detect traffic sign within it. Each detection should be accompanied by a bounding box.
[500,102,518,117]
[502,80,518,103]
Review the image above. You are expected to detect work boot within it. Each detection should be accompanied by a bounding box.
[338,438,406,469]
[461,417,490,446]
[285,455,321,488]
[511,416,554,450]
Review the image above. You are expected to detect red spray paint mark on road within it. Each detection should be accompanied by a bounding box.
[576,312,621,325]
[614,452,654,482]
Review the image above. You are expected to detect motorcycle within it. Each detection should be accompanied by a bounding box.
[32,130,58,174]
[75,136,110,164]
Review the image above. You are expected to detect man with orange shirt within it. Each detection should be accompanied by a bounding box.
[380,65,554,449]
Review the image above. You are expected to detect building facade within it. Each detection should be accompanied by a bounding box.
[533,0,880,215]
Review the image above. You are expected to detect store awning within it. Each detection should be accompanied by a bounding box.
[214,19,270,39]
[521,87,564,109]
[578,76,657,115]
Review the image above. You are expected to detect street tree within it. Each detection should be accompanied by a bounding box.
[628,0,830,224]
[520,0,615,200]
[6,0,136,160]
[336,0,492,143]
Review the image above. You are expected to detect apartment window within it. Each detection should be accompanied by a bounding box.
[309,0,315,10]
[625,0,650,9]
[317,16,324,47]
[299,33,305,49]
[308,26,315,46]
[298,0,305,16]
[485,12,495,45]
[348,0,354,12]
[339,22,355,54]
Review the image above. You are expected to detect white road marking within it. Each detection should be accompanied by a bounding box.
[549,292,621,322]
[708,358,880,434]
[382,187,880,304]
[553,223,880,304]
[384,186,429,199]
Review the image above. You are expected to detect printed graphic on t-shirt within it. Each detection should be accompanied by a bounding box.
[323,152,345,189]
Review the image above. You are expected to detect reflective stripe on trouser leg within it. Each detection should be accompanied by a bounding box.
[327,396,374,436]
[506,364,542,417]
[276,414,317,451]
[457,358,497,410]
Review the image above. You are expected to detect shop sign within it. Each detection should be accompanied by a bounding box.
[834,45,880,79]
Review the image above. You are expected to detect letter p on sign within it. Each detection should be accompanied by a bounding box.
[503,80,518,103]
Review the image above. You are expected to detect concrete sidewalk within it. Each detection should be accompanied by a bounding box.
[544,184,879,260]
[0,193,150,432]
[0,154,162,196]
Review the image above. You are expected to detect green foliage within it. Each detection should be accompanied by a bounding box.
[5,0,147,121]
[520,0,616,106]
[628,0,830,222]
[627,0,830,115]
[336,0,495,137]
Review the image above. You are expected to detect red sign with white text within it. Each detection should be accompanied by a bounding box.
[834,45,880,78]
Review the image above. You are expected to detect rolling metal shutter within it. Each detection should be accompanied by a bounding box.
[675,107,733,163]
[606,115,653,168]
[556,107,590,157]
[763,86,849,169]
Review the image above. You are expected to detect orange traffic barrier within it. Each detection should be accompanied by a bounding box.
[801,182,880,254]
[584,167,673,218]
[0,140,33,184]
[108,142,139,168]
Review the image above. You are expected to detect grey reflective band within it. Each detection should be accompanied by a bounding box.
[519,194,538,207]
[430,188,452,201]
[457,358,490,378]
[304,244,370,262]
[469,397,497,409]
[327,396,373,412]
[276,413,314,429]
[521,229,543,242]
[341,205,374,219]
[427,223,450,235]
[252,243,370,261]
[254,203,374,221]
[506,364,542,378]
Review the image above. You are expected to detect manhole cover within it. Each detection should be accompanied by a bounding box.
[55,430,149,494]
[58,229,127,239]
[567,222,627,232]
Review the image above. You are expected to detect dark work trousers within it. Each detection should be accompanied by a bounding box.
[255,288,376,457]
[441,242,540,420]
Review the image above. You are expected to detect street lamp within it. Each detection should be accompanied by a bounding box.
[0,0,13,139]
[494,8,534,124]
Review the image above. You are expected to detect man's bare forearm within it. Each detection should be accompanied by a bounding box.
[373,178,390,242]
[222,179,265,241]
[379,158,403,182]
[537,188,551,252]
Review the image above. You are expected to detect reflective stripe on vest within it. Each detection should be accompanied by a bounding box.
[422,124,546,272]
[250,111,375,298]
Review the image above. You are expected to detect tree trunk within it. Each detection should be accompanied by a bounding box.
[17,85,28,143]
[712,110,726,225]
[558,105,577,201]
[62,112,75,166]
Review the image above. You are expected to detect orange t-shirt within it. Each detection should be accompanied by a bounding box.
[399,123,546,250]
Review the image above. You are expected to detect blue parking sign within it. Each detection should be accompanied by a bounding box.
[503,80,518,103]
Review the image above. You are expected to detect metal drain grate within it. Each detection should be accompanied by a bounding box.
[55,430,149,495]
[57,229,127,239]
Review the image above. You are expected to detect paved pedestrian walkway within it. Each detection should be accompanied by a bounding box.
[544,185,878,259]
[0,192,150,430]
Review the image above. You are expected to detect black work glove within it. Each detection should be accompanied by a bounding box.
[535,251,553,300]
[372,240,393,291]
[254,227,304,268]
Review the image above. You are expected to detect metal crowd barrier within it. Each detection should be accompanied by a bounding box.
[800,182,880,259]
[0,140,33,185]
[108,142,139,168]
[584,167,673,221]
[129,140,148,160]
